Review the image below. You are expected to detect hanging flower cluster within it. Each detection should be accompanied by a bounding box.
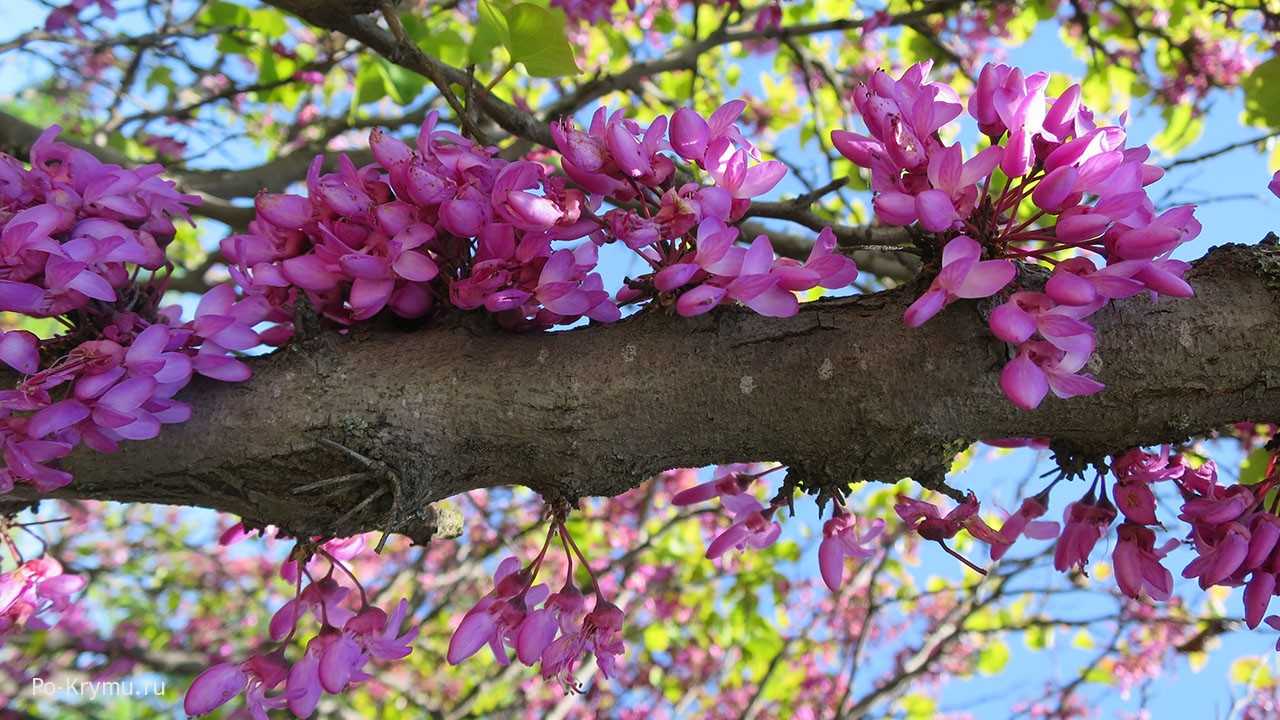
[888,442,1280,654]
[0,556,85,638]
[447,514,625,693]
[185,529,416,718]
[833,62,1201,409]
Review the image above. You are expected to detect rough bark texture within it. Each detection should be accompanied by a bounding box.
[4,242,1280,543]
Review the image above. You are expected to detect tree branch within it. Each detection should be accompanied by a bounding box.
[2,244,1278,543]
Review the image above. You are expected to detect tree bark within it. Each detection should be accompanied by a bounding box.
[4,242,1279,542]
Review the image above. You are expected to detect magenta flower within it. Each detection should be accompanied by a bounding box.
[895,492,1007,573]
[0,329,41,376]
[705,494,782,559]
[770,227,859,291]
[903,236,1015,327]
[1183,521,1251,588]
[708,148,786,200]
[0,557,86,635]
[185,663,248,716]
[1053,490,1117,572]
[269,577,354,642]
[671,466,757,506]
[516,585,585,666]
[988,291,1097,355]
[1112,479,1158,525]
[725,235,797,317]
[1180,484,1253,527]
[539,600,626,691]
[447,557,546,665]
[1246,572,1278,630]
[818,507,885,591]
[184,653,288,718]
[1000,340,1104,410]
[285,644,324,717]
[669,100,753,166]
[990,494,1060,561]
[1113,523,1176,600]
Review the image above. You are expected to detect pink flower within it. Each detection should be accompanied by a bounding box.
[1183,521,1251,588]
[185,663,248,716]
[895,492,1006,573]
[671,466,757,506]
[1053,489,1117,572]
[1113,523,1176,600]
[1112,480,1158,525]
[184,653,288,718]
[516,585,586,666]
[540,600,625,691]
[1000,340,1104,410]
[903,236,1015,327]
[269,577,353,642]
[705,494,782,558]
[990,494,1060,561]
[818,507,885,591]
[447,557,546,665]
[0,557,86,635]
[669,100,753,166]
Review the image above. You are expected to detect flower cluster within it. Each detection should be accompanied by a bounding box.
[673,464,785,556]
[833,62,1201,409]
[674,465,884,591]
[447,516,625,692]
[901,444,1280,637]
[1178,451,1280,632]
[185,532,416,718]
[0,128,268,493]
[894,492,1008,574]
[226,105,856,332]
[0,556,86,637]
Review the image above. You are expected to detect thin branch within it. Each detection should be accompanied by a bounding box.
[1162,131,1280,171]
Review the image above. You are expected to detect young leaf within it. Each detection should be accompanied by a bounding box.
[505,3,580,78]
[477,0,511,47]
[1243,56,1280,129]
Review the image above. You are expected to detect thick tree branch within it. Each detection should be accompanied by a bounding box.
[3,244,1280,543]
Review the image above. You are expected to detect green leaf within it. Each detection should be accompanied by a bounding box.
[1241,446,1272,485]
[478,0,511,47]
[1152,102,1203,156]
[215,34,251,55]
[200,0,251,27]
[505,3,580,78]
[642,623,671,653]
[144,66,174,93]
[1083,665,1115,685]
[976,640,1010,675]
[1025,624,1054,651]
[354,56,391,106]
[1243,56,1280,128]
[249,7,289,37]
[899,693,937,720]
[1071,629,1095,649]
[421,29,468,69]
[383,61,426,104]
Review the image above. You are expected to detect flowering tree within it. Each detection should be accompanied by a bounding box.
[3,0,1280,716]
